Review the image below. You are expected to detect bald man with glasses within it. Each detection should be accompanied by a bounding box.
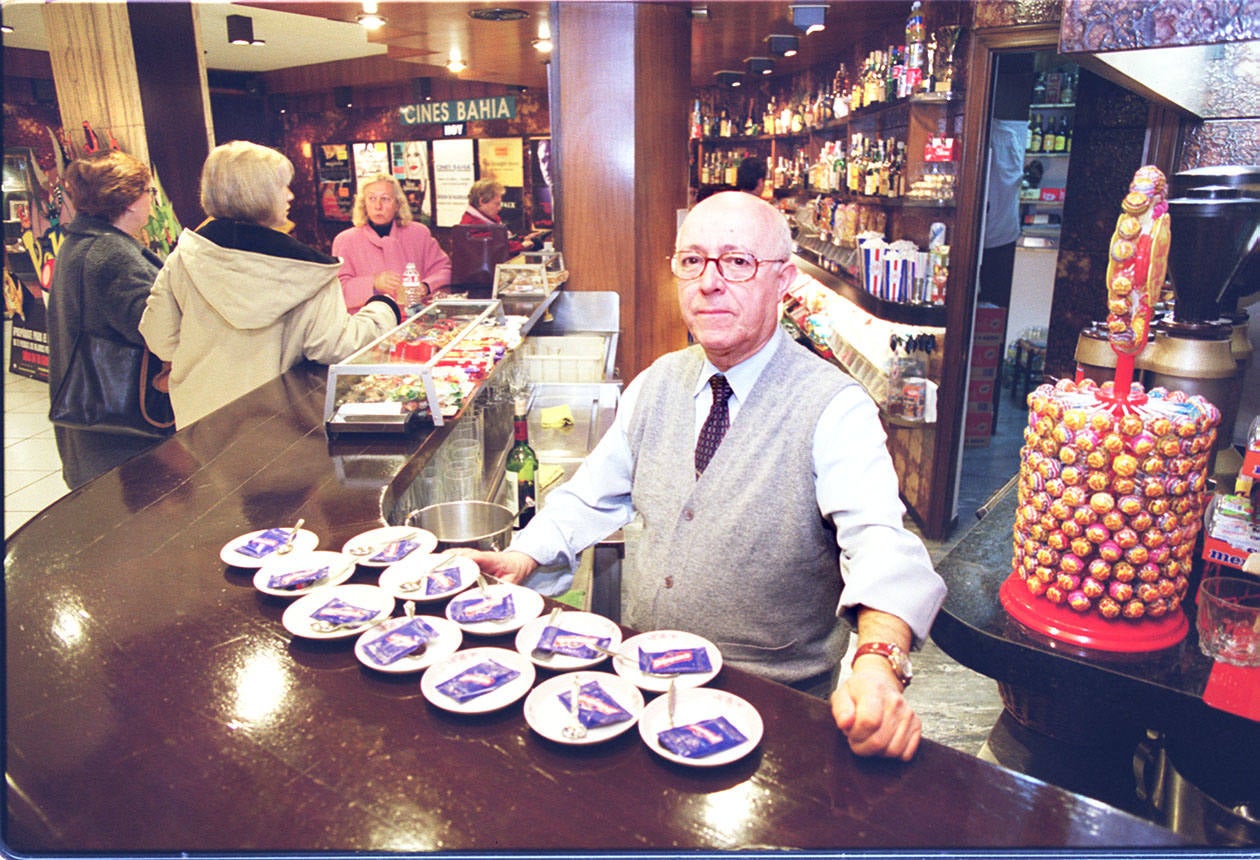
[468,191,945,760]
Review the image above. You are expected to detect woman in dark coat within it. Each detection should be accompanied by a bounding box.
[48,150,164,488]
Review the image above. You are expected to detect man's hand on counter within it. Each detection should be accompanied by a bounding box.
[455,549,538,585]
[831,665,922,761]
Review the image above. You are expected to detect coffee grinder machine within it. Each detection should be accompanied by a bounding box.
[1077,165,1260,460]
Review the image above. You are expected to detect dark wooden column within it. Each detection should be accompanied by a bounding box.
[552,2,691,380]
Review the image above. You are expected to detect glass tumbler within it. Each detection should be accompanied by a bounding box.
[1196,576,1260,667]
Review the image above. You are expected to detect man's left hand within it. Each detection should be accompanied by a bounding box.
[830,661,921,761]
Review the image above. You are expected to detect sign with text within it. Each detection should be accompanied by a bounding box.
[432,138,476,228]
[478,138,524,187]
[399,96,517,126]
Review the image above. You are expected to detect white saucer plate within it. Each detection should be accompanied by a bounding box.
[253,550,356,598]
[637,686,763,767]
[281,583,396,640]
[220,527,319,568]
[353,614,463,673]
[377,553,478,602]
[420,646,536,714]
[444,582,545,635]
[514,610,624,670]
[612,629,723,692]
[523,670,644,745]
[340,526,438,568]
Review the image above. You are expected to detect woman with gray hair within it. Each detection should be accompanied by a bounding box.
[140,140,401,428]
[332,172,450,312]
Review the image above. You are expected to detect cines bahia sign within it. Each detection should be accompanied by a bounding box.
[400,96,517,126]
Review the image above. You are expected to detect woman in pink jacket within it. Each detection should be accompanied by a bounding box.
[332,173,451,312]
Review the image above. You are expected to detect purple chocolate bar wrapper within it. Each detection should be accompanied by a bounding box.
[436,659,520,703]
[536,627,611,660]
[370,539,420,564]
[657,716,747,758]
[449,594,515,624]
[557,680,632,728]
[310,597,379,624]
[425,565,463,596]
[638,646,712,675]
[236,527,292,559]
[362,617,436,665]
[267,564,330,591]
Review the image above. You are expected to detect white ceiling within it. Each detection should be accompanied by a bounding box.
[1,0,389,73]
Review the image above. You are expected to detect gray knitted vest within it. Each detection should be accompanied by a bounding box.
[623,330,855,683]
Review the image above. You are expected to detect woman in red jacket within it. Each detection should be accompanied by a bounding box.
[460,178,547,255]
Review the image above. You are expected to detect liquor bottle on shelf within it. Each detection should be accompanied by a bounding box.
[905,1,926,91]
[505,405,538,528]
[763,97,776,136]
[1054,115,1070,153]
[1032,72,1047,104]
[1060,70,1075,104]
[1028,114,1043,153]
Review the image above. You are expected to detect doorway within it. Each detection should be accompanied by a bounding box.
[956,44,1079,521]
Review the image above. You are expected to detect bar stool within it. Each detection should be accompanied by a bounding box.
[1011,337,1047,400]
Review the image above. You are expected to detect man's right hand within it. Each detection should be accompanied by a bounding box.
[454,549,538,585]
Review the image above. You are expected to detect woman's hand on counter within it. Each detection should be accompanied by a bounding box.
[373,270,402,299]
[455,549,538,585]
[831,666,922,761]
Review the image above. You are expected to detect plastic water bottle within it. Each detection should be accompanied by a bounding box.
[401,262,423,312]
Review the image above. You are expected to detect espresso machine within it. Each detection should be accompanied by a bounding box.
[1076,165,1260,456]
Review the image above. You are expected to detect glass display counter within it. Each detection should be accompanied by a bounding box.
[324,298,517,436]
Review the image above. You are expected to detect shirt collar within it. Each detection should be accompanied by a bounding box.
[694,328,783,402]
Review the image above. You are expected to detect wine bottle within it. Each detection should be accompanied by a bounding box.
[505,407,538,528]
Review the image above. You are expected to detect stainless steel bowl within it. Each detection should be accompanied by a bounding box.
[407,501,516,551]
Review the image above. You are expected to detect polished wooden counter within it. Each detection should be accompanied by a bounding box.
[3,363,1186,853]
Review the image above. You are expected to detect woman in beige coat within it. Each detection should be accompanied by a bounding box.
[141,141,400,428]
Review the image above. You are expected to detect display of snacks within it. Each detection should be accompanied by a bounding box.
[1011,377,1221,623]
[324,299,519,434]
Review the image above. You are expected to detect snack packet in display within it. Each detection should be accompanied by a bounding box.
[267,565,329,591]
[536,627,611,660]
[361,617,436,665]
[558,680,632,728]
[236,527,292,559]
[370,539,420,564]
[310,597,378,625]
[425,564,463,596]
[638,646,712,675]
[449,594,515,624]
[657,716,747,758]
[436,659,520,702]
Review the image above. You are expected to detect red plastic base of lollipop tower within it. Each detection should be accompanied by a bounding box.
[999,571,1188,653]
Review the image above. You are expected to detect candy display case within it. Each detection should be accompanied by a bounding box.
[324,299,516,436]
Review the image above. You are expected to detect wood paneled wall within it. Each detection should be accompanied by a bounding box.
[553,2,691,380]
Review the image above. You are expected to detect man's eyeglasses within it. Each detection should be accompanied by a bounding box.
[669,251,788,283]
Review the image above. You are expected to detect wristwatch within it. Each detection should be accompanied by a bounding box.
[852,641,913,688]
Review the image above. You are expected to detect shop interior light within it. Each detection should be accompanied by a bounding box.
[226,14,265,46]
[715,70,743,88]
[746,56,774,76]
[447,47,467,74]
[790,4,827,34]
[357,0,386,30]
[764,33,798,57]
[1,24,13,35]
[533,19,552,53]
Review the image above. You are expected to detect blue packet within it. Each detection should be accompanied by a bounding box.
[657,716,747,758]
[436,659,520,703]
[449,594,515,624]
[370,539,420,564]
[235,527,292,559]
[310,597,378,625]
[558,680,633,728]
[536,627,611,660]
[425,564,463,596]
[267,564,329,591]
[638,646,712,675]
[361,617,436,665]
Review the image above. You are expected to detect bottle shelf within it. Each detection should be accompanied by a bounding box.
[792,250,946,328]
[1025,151,1070,159]
[1029,102,1075,109]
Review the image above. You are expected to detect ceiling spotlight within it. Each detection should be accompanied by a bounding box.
[765,34,798,57]
[746,56,774,76]
[227,14,265,46]
[447,47,467,74]
[790,4,828,34]
[715,70,743,88]
[1,24,13,34]
[357,0,386,29]
[533,19,552,53]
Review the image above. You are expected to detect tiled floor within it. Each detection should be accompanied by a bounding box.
[1,316,1019,757]
[3,320,69,539]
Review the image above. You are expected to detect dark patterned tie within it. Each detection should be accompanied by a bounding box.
[694,374,733,475]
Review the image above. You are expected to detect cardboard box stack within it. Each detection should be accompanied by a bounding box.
[965,305,1006,446]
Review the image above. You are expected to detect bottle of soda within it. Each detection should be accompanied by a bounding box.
[505,404,538,528]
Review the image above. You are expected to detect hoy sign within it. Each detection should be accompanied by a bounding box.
[400,96,517,126]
